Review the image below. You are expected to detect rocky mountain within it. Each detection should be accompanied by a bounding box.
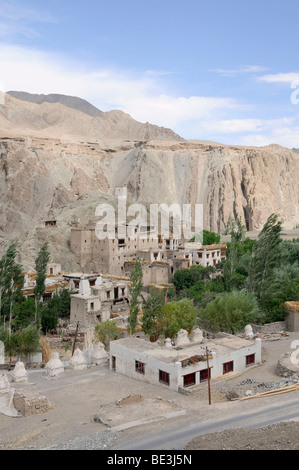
[7,91,104,117]
[0,93,183,142]
[0,92,298,270]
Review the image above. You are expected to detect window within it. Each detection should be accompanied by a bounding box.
[135,360,145,374]
[183,373,196,387]
[223,361,234,374]
[246,354,255,366]
[159,370,170,385]
[90,302,94,311]
[200,368,211,382]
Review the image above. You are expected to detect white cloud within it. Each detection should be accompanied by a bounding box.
[257,72,299,84]
[0,44,244,137]
[201,117,294,134]
[1,44,299,146]
[212,65,269,77]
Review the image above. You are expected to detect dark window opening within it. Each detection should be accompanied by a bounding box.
[200,368,211,382]
[223,361,234,374]
[183,372,196,387]
[246,354,255,366]
[135,360,145,374]
[159,370,170,385]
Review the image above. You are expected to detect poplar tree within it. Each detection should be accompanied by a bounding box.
[128,258,143,335]
[34,243,50,322]
[0,243,24,332]
[248,213,282,309]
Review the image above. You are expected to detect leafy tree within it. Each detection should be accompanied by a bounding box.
[40,304,59,334]
[34,243,50,322]
[0,243,24,332]
[221,214,247,291]
[15,325,40,360]
[142,290,166,336]
[0,327,18,366]
[128,258,143,334]
[94,320,120,349]
[154,298,198,339]
[198,290,264,334]
[12,297,35,330]
[247,213,283,309]
[223,213,246,242]
[190,230,220,245]
[173,265,215,293]
[261,263,299,321]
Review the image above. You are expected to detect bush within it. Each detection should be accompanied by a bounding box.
[198,290,264,334]
[94,320,120,349]
[16,325,40,357]
[154,298,198,339]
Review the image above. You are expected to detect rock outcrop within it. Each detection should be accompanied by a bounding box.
[0,93,298,270]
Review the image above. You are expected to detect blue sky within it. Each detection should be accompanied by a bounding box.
[1,0,299,146]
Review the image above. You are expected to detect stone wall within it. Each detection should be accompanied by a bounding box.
[252,321,286,334]
[13,388,50,417]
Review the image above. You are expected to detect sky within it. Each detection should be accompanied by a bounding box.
[1,0,299,147]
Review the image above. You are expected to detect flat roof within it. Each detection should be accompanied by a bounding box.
[111,335,255,365]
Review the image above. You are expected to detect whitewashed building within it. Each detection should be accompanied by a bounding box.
[109,333,261,392]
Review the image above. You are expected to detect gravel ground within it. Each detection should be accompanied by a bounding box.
[185,421,299,450]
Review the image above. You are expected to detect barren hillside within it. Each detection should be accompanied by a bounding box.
[0,92,298,270]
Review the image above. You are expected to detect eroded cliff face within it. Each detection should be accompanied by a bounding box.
[0,136,298,269]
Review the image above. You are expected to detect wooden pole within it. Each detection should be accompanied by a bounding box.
[72,322,79,356]
[206,346,211,405]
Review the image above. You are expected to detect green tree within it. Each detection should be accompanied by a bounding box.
[173,264,214,293]
[128,258,143,335]
[40,304,59,334]
[12,297,36,330]
[94,320,120,349]
[199,290,264,334]
[0,243,24,332]
[0,327,18,366]
[155,298,198,339]
[34,243,50,322]
[247,213,283,310]
[142,290,166,336]
[189,230,220,245]
[221,214,247,291]
[16,325,40,361]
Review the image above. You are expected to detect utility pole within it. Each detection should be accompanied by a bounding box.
[206,346,211,405]
[72,322,79,356]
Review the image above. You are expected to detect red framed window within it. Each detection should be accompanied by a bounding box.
[246,354,255,366]
[183,373,196,387]
[200,368,211,382]
[135,360,145,374]
[159,370,170,385]
[223,361,234,374]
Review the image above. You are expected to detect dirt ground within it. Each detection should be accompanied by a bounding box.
[1,331,299,450]
[185,421,299,450]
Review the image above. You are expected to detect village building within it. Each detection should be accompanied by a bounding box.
[65,272,130,327]
[174,242,227,268]
[109,333,262,392]
[22,265,68,303]
[70,220,159,276]
[47,263,62,276]
[124,259,170,288]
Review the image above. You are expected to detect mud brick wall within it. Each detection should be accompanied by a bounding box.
[13,388,50,417]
